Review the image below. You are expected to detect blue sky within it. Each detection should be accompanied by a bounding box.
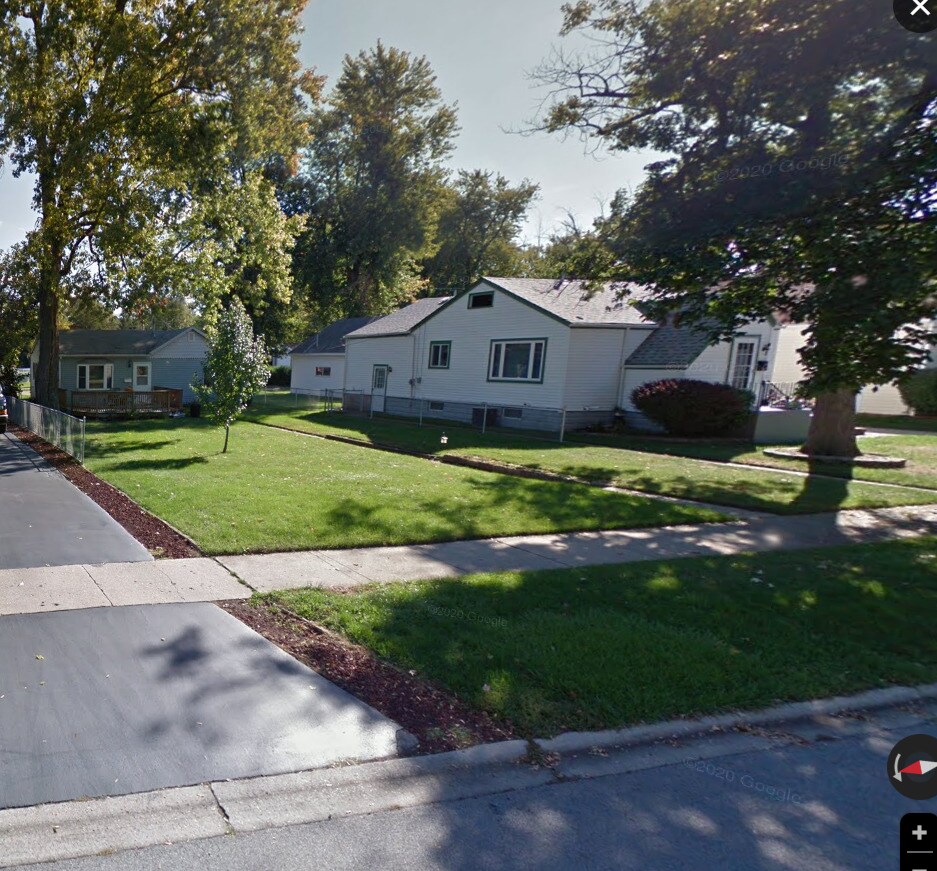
[0,0,652,250]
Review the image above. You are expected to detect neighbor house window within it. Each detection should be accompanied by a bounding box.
[429,401,445,411]
[77,363,113,390]
[428,341,451,369]
[315,366,332,377]
[503,407,523,420]
[488,340,546,382]
[468,291,494,309]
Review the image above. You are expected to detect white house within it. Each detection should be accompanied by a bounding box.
[290,316,382,395]
[341,277,807,435]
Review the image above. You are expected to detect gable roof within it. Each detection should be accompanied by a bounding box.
[625,322,715,368]
[345,297,452,338]
[291,317,383,355]
[480,278,655,327]
[57,328,198,357]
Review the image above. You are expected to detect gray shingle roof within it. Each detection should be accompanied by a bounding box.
[291,317,383,355]
[344,297,452,338]
[482,278,654,326]
[59,329,193,356]
[625,323,714,368]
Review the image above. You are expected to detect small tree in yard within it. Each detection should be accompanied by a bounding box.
[193,300,271,454]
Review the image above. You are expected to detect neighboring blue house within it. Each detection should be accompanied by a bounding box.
[31,327,209,413]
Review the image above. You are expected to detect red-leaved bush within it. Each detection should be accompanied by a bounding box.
[631,378,755,437]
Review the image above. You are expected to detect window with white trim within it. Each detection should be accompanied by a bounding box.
[488,340,546,382]
[315,366,331,376]
[428,341,451,369]
[77,363,114,390]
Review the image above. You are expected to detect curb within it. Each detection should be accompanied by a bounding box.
[3,685,935,867]
[534,682,937,756]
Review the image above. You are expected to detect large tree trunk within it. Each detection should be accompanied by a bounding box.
[803,389,859,457]
[35,259,61,409]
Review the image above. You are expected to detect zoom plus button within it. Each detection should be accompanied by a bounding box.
[901,813,937,871]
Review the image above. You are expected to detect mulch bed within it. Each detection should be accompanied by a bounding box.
[10,425,201,559]
[220,598,518,755]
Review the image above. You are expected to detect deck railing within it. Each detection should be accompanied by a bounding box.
[58,388,183,417]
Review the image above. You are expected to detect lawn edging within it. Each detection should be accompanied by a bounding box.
[534,682,937,756]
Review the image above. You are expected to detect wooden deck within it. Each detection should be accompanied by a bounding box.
[59,388,184,418]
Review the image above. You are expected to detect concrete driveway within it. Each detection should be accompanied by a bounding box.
[0,602,401,810]
[0,433,151,569]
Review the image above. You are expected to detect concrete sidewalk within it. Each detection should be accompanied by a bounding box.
[1,504,934,614]
[218,503,937,592]
[0,558,247,616]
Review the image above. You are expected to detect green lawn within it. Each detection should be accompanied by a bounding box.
[576,432,937,492]
[244,397,936,514]
[857,413,937,433]
[84,417,721,555]
[270,537,937,736]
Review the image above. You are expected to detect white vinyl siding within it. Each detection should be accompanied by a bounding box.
[291,354,345,392]
[414,285,573,407]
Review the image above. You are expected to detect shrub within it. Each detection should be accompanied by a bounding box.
[631,378,755,437]
[268,365,291,387]
[898,369,937,416]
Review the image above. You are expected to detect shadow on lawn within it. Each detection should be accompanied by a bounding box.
[281,537,937,738]
[297,412,855,513]
[320,471,712,545]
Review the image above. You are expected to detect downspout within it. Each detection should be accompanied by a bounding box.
[614,327,631,409]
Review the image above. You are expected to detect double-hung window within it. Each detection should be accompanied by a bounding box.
[488,340,546,382]
[428,341,451,369]
[77,363,113,390]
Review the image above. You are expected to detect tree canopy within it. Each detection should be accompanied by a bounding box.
[539,0,937,456]
[0,0,315,406]
[286,42,459,320]
[423,170,539,293]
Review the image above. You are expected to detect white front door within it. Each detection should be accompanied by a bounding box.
[729,341,757,391]
[133,361,152,392]
[371,365,388,413]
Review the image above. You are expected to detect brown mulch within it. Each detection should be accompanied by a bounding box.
[10,425,201,559]
[219,598,519,755]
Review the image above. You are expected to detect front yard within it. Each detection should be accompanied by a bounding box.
[83,418,721,555]
[269,537,937,737]
[245,396,936,514]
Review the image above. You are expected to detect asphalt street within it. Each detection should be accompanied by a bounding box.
[13,703,937,870]
[0,602,401,809]
[0,433,151,569]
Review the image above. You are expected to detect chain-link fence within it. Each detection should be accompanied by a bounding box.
[340,392,618,441]
[8,397,86,463]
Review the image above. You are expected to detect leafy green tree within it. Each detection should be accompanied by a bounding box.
[423,170,539,292]
[0,0,315,407]
[192,298,270,453]
[0,247,37,396]
[538,0,937,456]
[288,43,459,316]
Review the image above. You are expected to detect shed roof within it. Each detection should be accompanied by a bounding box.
[625,322,715,368]
[291,317,383,355]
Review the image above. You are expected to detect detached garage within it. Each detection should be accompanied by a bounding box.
[290,316,381,395]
